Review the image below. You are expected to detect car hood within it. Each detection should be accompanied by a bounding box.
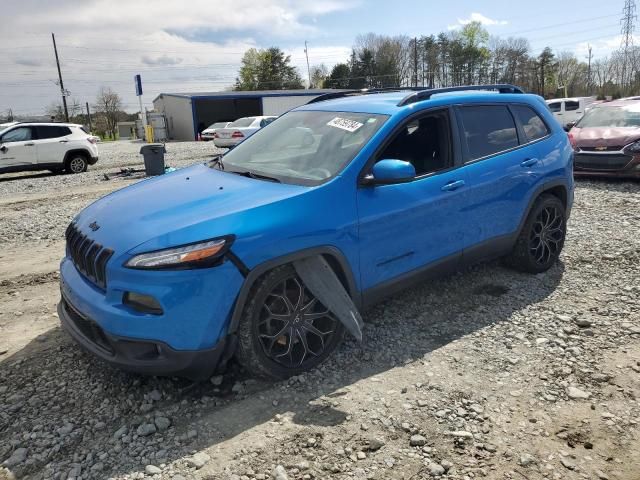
[571,126,640,147]
[73,163,307,255]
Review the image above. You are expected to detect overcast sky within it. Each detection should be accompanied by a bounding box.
[0,0,631,116]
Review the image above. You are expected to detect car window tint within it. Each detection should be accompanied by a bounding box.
[548,102,561,113]
[36,125,71,139]
[2,127,32,142]
[565,101,580,111]
[377,110,452,176]
[511,105,550,143]
[459,105,518,161]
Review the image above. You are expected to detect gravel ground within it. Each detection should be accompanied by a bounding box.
[0,141,222,247]
[0,145,639,480]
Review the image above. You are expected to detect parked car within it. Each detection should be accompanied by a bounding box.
[58,84,573,380]
[568,98,640,179]
[546,97,594,128]
[213,116,277,148]
[201,121,231,141]
[0,122,98,174]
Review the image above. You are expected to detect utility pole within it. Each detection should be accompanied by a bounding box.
[51,33,69,122]
[586,44,593,94]
[620,0,637,91]
[85,102,92,132]
[304,41,312,88]
[413,37,419,87]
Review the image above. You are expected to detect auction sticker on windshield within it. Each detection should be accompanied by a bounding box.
[327,117,364,132]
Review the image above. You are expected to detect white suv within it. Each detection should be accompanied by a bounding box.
[0,122,99,175]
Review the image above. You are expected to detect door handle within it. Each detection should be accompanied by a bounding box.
[520,158,539,168]
[59,139,68,143]
[0,146,7,153]
[25,142,35,146]
[441,180,465,191]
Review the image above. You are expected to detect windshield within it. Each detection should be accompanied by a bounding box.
[576,105,640,128]
[220,110,388,185]
[229,117,255,128]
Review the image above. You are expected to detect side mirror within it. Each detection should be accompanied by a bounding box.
[564,122,575,132]
[361,159,416,185]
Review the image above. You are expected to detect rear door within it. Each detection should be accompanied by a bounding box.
[0,126,37,168]
[455,103,548,251]
[34,125,72,165]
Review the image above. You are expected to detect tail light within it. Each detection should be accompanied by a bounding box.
[87,136,98,144]
[231,131,244,138]
[213,132,219,138]
[567,132,577,150]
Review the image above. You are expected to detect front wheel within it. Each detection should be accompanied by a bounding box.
[235,265,345,379]
[506,194,566,273]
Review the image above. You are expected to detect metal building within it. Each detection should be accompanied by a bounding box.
[152,89,342,141]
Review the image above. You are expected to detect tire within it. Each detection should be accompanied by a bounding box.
[506,193,566,273]
[235,265,345,379]
[65,154,88,174]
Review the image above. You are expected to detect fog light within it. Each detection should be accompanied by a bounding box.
[123,292,163,315]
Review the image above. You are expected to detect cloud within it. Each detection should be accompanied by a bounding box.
[141,55,183,66]
[0,0,356,114]
[13,58,44,67]
[448,12,508,31]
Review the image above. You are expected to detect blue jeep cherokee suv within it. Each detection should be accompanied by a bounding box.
[59,85,574,380]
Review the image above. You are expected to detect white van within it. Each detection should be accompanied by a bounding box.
[546,97,595,127]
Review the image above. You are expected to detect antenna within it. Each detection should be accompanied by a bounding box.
[620,0,637,91]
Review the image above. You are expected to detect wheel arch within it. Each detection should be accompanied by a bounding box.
[63,149,91,165]
[226,246,360,335]
[516,179,570,238]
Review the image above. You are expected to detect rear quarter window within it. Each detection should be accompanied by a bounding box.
[458,105,518,161]
[511,105,550,143]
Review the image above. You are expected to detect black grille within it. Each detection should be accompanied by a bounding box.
[62,297,114,355]
[579,146,623,152]
[65,223,113,290]
[574,153,632,171]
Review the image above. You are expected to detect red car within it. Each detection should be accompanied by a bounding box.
[568,98,640,179]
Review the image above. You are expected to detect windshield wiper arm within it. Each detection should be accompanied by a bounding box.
[228,169,281,183]
[209,154,224,170]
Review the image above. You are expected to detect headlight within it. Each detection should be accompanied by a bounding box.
[125,237,232,270]
[623,140,640,154]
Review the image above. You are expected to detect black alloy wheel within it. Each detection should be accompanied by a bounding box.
[529,205,564,266]
[235,265,345,379]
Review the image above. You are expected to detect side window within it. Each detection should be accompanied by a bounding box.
[458,105,518,161]
[377,110,452,176]
[565,100,580,111]
[1,127,32,143]
[548,102,561,113]
[36,126,71,139]
[511,105,550,143]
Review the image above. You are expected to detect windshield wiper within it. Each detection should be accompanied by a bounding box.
[230,169,281,183]
[209,154,224,170]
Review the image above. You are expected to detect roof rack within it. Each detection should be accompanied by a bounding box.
[306,87,428,105]
[397,84,524,107]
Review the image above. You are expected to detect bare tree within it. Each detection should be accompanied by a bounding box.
[310,63,329,88]
[94,87,122,139]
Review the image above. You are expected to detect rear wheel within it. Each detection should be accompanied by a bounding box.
[506,194,566,273]
[65,154,88,174]
[235,265,345,379]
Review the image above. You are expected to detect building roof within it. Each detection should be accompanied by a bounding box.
[153,89,347,103]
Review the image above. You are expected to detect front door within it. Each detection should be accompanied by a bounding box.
[0,126,37,169]
[357,108,468,292]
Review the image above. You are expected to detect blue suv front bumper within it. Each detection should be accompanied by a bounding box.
[58,253,245,379]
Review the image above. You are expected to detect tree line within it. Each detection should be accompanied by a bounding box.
[45,87,136,139]
[235,22,640,99]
